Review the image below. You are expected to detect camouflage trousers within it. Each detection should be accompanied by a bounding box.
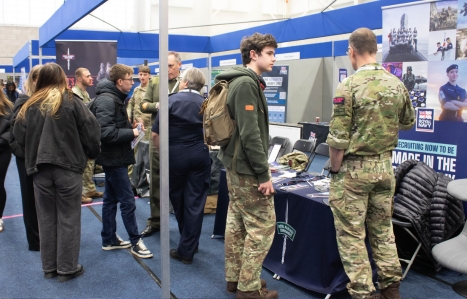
[225,169,276,292]
[329,153,402,299]
[82,159,97,194]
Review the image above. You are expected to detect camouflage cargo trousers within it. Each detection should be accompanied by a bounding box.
[225,169,276,292]
[329,152,402,299]
[82,159,97,194]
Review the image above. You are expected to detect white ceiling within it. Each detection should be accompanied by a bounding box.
[0,0,365,35]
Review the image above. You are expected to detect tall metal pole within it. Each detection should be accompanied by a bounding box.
[159,0,170,298]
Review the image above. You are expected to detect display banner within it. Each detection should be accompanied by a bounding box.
[383,1,467,179]
[263,66,289,123]
[55,41,117,98]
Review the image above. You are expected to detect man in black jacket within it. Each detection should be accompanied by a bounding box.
[92,64,152,259]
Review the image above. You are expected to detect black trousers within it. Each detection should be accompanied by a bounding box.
[16,157,40,250]
[169,141,211,259]
[0,149,11,218]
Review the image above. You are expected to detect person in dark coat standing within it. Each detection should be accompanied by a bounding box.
[13,63,101,282]
[0,84,13,233]
[9,64,42,250]
[91,64,153,259]
[152,67,211,264]
[5,82,19,104]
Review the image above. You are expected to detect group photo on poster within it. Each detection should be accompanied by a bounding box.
[427,29,456,61]
[382,2,430,62]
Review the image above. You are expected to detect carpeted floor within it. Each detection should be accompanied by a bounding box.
[1,155,466,299]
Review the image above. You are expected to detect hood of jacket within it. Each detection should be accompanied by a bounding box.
[215,66,266,87]
[95,79,127,102]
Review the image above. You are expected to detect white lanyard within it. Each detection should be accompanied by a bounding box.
[169,76,181,94]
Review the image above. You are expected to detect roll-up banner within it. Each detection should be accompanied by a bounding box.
[55,40,117,98]
[383,0,467,179]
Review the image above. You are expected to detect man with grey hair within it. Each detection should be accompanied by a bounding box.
[140,51,182,237]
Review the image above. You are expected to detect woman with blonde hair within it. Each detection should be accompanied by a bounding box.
[12,63,101,282]
[9,64,42,250]
[0,84,13,233]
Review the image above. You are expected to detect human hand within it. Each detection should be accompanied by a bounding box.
[258,180,274,196]
[156,102,160,109]
[133,128,140,137]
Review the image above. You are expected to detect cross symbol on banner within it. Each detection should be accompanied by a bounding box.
[62,48,75,70]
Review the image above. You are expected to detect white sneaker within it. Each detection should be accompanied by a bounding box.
[0,219,4,232]
[131,238,153,258]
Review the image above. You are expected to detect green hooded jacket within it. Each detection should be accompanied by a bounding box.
[216,66,270,184]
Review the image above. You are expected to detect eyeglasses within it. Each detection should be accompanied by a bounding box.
[122,78,134,82]
[346,46,352,55]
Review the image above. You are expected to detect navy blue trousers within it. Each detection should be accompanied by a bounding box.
[169,141,211,259]
[101,166,140,246]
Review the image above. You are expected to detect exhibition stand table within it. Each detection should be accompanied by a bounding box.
[212,169,376,295]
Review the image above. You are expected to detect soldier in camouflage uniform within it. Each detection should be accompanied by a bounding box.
[326,28,415,299]
[126,66,151,181]
[72,68,103,204]
[216,33,278,299]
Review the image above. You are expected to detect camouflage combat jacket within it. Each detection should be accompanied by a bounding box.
[326,63,415,155]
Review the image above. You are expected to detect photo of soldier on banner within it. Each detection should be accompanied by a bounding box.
[456,28,467,59]
[430,1,457,32]
[458,0,467,29]
[426,60,467,122]
[403,61,428,108]
[55,41,117,98]
[383,2,430,62]
[382,62,403,79]
[428,29,456,61]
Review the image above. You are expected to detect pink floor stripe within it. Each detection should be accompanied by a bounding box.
[3,201,105,219]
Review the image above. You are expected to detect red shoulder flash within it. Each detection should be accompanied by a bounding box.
[333,97,345,105]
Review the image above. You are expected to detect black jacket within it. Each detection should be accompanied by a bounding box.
[92,79,135,167]
[9,94,29,158]
[12,92,101,175]
[0,104,12,152]
[393,160,465,270]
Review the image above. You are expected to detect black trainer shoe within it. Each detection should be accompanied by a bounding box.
[102,237,131,250]
[140,225,159,238]
[44,271,58,279]
[57,264,84,283]
[131,239,153,258]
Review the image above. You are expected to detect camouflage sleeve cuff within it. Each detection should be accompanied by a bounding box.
[399,121,415,131]
[141,102,158,113]
[326,134,350,150]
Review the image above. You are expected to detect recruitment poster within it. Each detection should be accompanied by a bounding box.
[55,41,117,98]
[383,1,467,179]
[263,66,289,123]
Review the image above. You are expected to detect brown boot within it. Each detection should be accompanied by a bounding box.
[227,279,267,293]
[236,288,278,299]
[381,282,401,299]
[81,195,92,204]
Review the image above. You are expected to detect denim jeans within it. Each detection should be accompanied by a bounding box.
[33,164,82,275]
[101,166,140,246]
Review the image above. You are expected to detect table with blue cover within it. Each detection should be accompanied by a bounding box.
[212,170,376,295]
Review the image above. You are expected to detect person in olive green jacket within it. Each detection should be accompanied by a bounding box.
[216,33,279,299]
[139,51,182,237]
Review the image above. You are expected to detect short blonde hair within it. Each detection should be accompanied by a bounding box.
[181,68,205,92]
[138,66,150,74]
